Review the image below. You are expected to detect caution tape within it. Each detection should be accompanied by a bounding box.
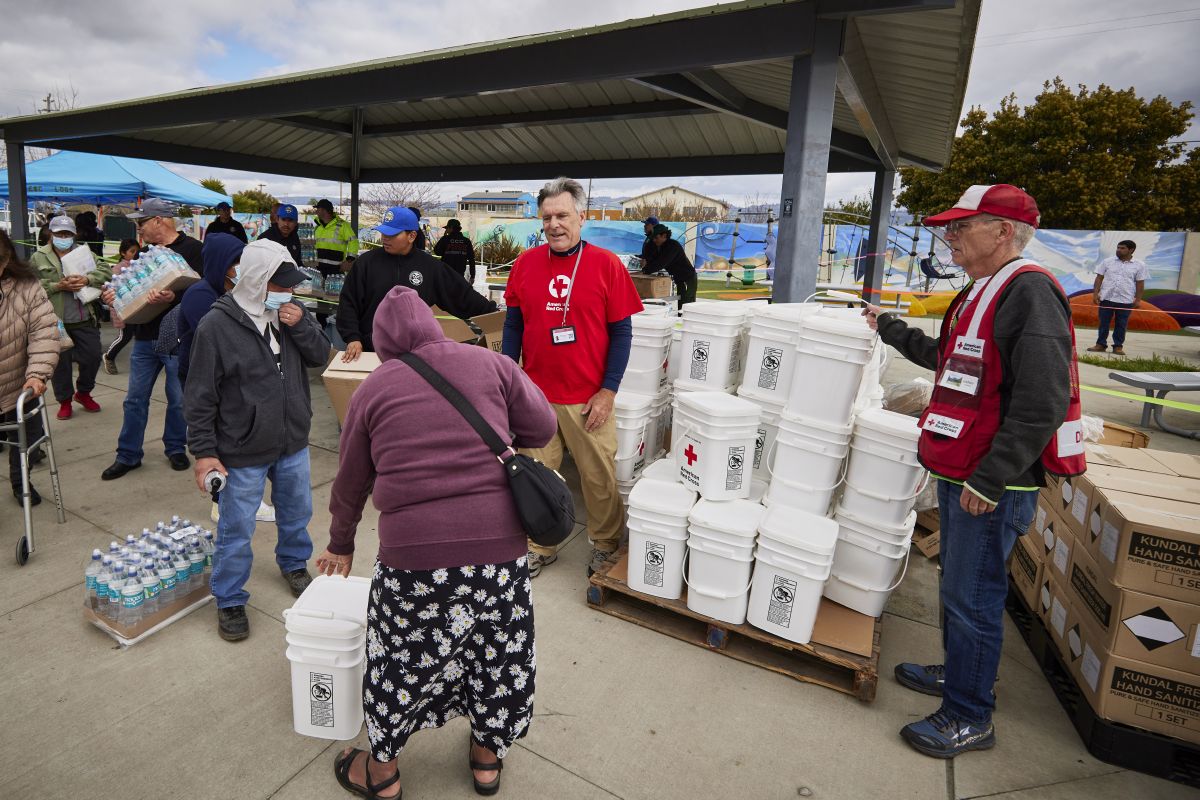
[1080,384,1200,413]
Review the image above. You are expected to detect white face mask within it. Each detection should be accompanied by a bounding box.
[264,291,292,311]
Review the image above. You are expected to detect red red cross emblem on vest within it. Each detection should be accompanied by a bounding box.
[684,445,698,466]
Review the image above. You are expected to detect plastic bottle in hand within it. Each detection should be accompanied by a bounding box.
[201,530,215,574]
[119,566,144,626]
[85,550,103,608]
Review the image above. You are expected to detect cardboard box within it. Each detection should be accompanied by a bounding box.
[83,583,213,645]
[916,507,939,534]
[117,271,201,324]
[1145,449,1200,481]
[1071,619,1200,745]
[1084,443,1178,475]
[321,352,383,424]
[1099,420,1150,449]
[1029,495,1072,573]
[631,274,673,299]
[430,306,507,353]
[914,529,940,559]
[1048,466,1200,541]
[1067,545,1200,674]
[1038,572,1075,661]
[1009,532,1044,613]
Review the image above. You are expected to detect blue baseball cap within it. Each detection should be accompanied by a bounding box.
[278,204,299,221]
[643,215,659,226]
[375,206,420,236]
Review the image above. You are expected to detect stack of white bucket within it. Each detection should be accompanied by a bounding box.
[673,302,750,393]
[283,575,372,740]
[614,309,676,503]
[824,408,924,617]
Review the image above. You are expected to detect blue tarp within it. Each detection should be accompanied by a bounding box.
[0,150,233,207]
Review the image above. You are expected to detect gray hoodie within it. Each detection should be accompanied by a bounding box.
[184,240,330,467]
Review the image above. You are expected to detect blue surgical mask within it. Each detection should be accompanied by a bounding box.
[264,291,292,311]
[52,236,74,251]
[227,266,240,286]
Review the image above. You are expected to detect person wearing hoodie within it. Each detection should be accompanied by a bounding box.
[177,233,245,384]
[315,287,557,799]
[184,239,330,641]
[336,206,496,361]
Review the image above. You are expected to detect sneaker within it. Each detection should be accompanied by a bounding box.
[74,392,101,412]
[1086,344,1107,352]
[56,401,72,420]
[168,452,190,471]
[217,606,250,641]
[100,460,141,481]
[900,708,995,758]
[1112,346,1126,355]
[281,568,313,597]
[527,551,557,578]
[256,501,276,522]
[894,663,945,696]
[587,547,617,578]
[103,357,118,375]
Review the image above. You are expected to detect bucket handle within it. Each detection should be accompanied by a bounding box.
[834,547,912,594]
[629,519,686,536]
[769,458,848,493]
[796,340,869,362]
[283,607,366,625]
[680,549,754,600]
[843,469,929,502]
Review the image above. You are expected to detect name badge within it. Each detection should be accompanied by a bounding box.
[1056,419,1084,457]
[922,413,966,439]
[953,336,985,358]
[551,326,577,345]
[938,369,980,395]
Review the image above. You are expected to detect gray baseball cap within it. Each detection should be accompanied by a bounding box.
[127,197,179,219]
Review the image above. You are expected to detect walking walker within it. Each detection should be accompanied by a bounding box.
[2,389,65,565]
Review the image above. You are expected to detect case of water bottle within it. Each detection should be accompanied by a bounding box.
[106,246,202,325]
[83,516,215,645]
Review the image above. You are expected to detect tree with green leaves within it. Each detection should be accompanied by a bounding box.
[201,177,227,196]
[898,78,1199,231]
[825,194,873,218]
[233,188,278,214]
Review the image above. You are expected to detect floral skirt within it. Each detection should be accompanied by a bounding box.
[363,556,536,762]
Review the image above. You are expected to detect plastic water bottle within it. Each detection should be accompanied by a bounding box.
[202,530,215,574]
[96,556,114,618]
[106,565,123,620]
[119,566,145,626]
[173,546,192,593]
[85,550,103,608]
[157,555,177,608]
[171,515,182,531]
[140,560,162,616]
[188,538,205,589]
[125,534,137,547]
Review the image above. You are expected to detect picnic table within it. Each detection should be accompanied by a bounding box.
[1107,370,1200,439]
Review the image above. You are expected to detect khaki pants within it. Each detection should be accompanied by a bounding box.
[523,403,623,557]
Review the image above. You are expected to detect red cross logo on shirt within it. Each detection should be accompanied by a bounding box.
[684,445,698,466]
[548,274,571,299]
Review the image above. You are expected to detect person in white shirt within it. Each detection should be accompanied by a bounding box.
[1089,239,1148,355]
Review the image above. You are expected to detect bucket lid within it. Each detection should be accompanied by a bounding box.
[628,477,698,517]
[633,310,674,326]
[641,458,679,483]
[682,302,749,322]
[688,498,765,538]
[676,391,761,420]
[757,504,839,556]
[834,504,917,536]
[799,314,876,342]
[853,407,920,443]
[285,575,370,639]
[778,411,853,439]
[737,388,787,413]
[615,392,656,413]
[752,303,824,323]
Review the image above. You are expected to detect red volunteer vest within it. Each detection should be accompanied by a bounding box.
[917,259,1086,482]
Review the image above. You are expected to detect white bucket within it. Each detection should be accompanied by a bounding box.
[851,408,921,459]
[832,525,911,589]
[627,522,689,600]
[640,457,679,484]
[685,534,755,624]
[750,479,768,504]
[622,361,671,396]
[840,472,928,527]
[757,504,839,566]
[786,343,870,427]
[738,304,823,401]
[286,646,366,740]
[769,412,852,492]
[687,497,764,552]
[764,471,840,517]
[678,324,744,389]
[627,477,697,525]
[672,393,760,500]
[615,393,654,481]
[823,571,898,618]
[746,546,832,645]
[739,393,785,483]
[798,313,876,352]
[834,506,917,548]
[629,315,673,374]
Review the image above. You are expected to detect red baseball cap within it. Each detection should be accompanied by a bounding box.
[922,184,1041,229]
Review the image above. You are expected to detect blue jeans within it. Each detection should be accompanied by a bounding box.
[1096,300,1135,347]
[211,448,314,608]
[115,339,187,465]
[937,480,1037,724]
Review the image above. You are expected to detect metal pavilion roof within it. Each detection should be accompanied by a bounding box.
[0,0,980,185]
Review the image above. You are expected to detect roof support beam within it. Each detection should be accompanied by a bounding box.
[630,73,789,131]
[350,108,363,232]
[272,115,353,137]
[836,19,900,170]
[5,140,29,254]
[862,168,897,303]
[35,136,350,182]
[363,100,707,138]
[816,0,956,18]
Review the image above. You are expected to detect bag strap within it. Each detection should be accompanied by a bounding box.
[398,352,512,461]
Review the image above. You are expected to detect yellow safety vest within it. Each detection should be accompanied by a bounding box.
[313,217,359,269]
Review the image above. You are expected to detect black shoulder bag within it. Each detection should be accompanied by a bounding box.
[398,353,575,547]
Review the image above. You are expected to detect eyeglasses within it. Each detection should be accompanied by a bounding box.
[135,217,158,229]
[944,218,1004,235]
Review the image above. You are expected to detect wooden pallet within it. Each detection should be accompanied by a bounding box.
[587,548,881,701]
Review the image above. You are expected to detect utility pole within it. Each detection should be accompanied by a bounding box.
[41,93,56,114]
[586,178,593,219]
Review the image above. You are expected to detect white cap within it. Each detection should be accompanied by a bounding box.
[48,216,76,234]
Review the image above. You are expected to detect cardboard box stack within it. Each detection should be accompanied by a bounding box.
[1011,442,1200,745]
[107,245,201,324]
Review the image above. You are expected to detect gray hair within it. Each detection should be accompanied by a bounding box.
[537,177,588,213]
[1010,220,1035,251]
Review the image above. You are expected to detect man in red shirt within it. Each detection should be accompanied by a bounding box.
[502,177,644,577]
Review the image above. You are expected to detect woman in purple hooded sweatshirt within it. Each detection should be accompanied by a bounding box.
[317,286,557,799]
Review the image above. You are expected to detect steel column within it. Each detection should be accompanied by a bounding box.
[5,141,28,255]
[350,108,363,233]
[772,17,843,303]
[862,169,896,303]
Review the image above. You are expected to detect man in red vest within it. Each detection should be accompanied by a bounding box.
[864,184,1085,759]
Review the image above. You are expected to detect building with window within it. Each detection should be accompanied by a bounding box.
[457,190,537,218]
[621,186,729,221]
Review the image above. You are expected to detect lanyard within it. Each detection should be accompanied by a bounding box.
[552,243,585,327]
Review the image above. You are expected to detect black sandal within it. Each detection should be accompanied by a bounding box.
[469,740,504,796]
[333,748,402,800]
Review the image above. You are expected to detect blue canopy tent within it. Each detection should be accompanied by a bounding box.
[0,150,232,206]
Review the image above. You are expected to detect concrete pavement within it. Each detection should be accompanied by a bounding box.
[0,324,1197,799]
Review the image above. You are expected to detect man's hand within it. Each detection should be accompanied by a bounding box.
[21,377,46,399]
[960,486,996,516]
[278,302,304,327]
[58,276,87,292]
[582,388,615,433]
[147,289,175,304]
[340,259,354,273]
[862,303,884,331]
[101,287,116,305]
[342,342,363,362]
[194,456,228,495]
[315,548,354,578]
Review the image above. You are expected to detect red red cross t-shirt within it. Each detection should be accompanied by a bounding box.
[505,242,644,404]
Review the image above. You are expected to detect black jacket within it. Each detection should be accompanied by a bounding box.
[206,217,248,243]
[257,225,305,268]
[336,247,497,352]
[433,232,477,283]
[643,238,696,283]
[184,295,329,467]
